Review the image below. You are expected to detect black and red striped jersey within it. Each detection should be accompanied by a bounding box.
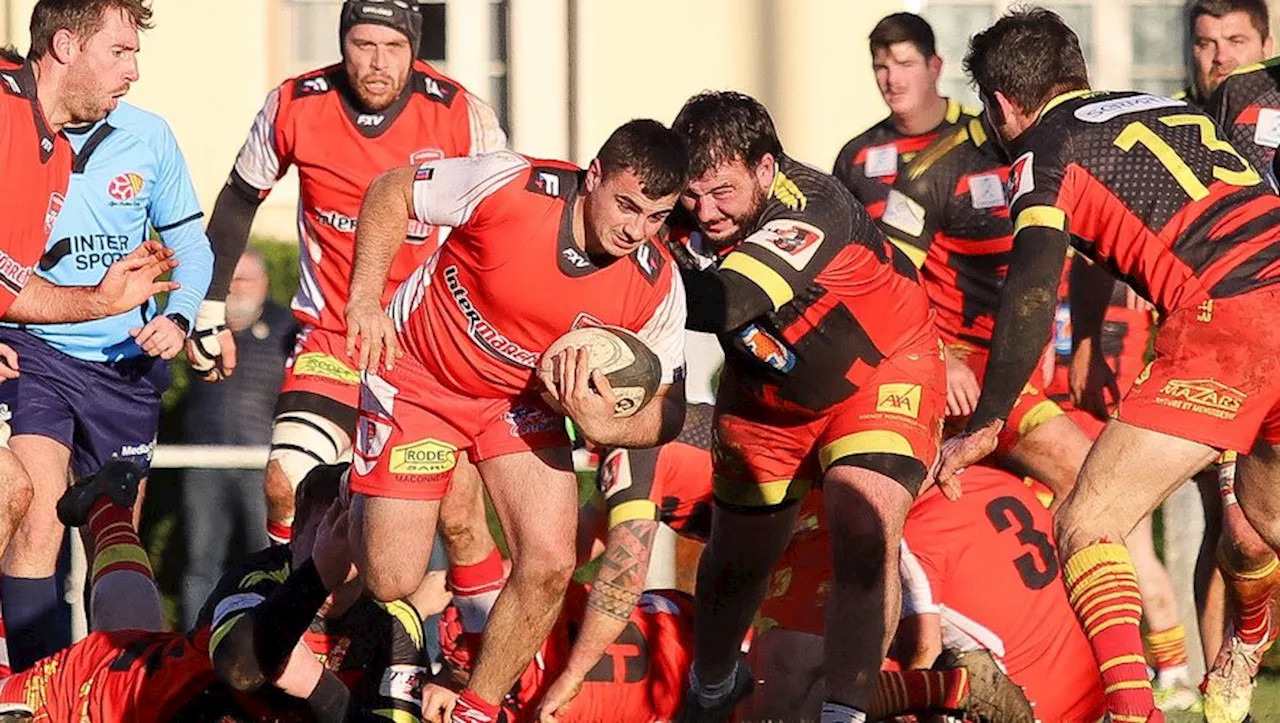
[877,116,1012,348]
[1208,56,1280,179]
[832,99,978,219]
[1008,89,1280,313]
[668,154,935,414]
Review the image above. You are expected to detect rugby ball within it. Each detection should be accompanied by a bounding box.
[539,326,662,418]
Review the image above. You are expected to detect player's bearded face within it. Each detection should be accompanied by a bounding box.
[1192,12,1272,98]
[62,8,140,123]
[582,165,676,259]
[342,24,414,111]
[680,158,772,249]
[872,42,942,120]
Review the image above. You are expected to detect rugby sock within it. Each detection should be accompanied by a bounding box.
[1063,541,1155,722]
[88,495,153,587]
[820,701,867,723]
[1220,553,1280,647]
[1144,625,1189,677]
[870,669,969,718]
[451,689,500,723]
[0,575,65,672]
[447,547,505,633]
[267,520,293,546]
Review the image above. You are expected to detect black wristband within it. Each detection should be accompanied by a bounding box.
[306,670,351,723]
[166,312,191,335]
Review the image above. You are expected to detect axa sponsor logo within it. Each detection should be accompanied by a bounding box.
[444,265,539,368]
[1155,379,1246,420]
[875,383,921,418]
[315,208,357,233]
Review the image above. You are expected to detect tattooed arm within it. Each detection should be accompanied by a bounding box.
[537,518,659,720]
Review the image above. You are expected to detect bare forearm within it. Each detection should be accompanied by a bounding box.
[350,167,417,306]
[3,277,107,323]
[562,520,656,681]
[274,640,325,698]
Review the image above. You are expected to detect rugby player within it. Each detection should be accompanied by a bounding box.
[344,121,689,722]
[745,467,1094,722]
[666,91,944,723]
[537,403,713,720]
[939,9,1280,721]
[0,0,182,674]
[197,0,505,546]
[0,461,443,722]
[833,12,978,220]
[1181,0,1273,110]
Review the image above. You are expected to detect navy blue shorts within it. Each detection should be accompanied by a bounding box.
[0,328,169,478]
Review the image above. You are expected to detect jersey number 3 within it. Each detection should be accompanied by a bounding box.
[985,496,1059,590]
[1114,114,1260,201]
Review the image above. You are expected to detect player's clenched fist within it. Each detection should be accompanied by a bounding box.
[345,296,401,372]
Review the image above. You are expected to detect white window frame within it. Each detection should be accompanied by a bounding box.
[912,0,1188,101]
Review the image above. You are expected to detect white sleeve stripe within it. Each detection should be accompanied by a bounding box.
[464,91,508,154]
[232,88,283,192]
[635,269,688,384]
[411,151,529,228]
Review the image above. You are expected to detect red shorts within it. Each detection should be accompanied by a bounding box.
[280,325,363,408]
[1119,289,1280,451]
[350,351,569,501]
[946,342,1064,452]
[713,334,945,509]
[755,494,830,636]
[0,631,211,723]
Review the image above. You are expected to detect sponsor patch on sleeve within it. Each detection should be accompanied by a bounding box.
[1007,152,1036,206]
[747,219,825,271]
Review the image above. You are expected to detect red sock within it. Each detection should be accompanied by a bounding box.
[88,498,152,586]
[267,520,292,546]
[447,548,505,633]
[870,668,970,718]
[451,689,501,723]
[1145,625,1189,672]
[1064,542,1154,722]
[1222,555,1280,646]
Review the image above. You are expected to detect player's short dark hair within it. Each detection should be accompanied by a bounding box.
[28,0,153,61]
[595,119,689,200]
[671,91,784,180]
[293,463,346,534]
[1189,0,1270,40]
[869,12,937,59]
[964,7,1090,114]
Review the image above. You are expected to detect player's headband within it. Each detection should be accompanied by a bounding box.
[340,0,423,56]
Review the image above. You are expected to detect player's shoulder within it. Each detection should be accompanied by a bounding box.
[1226,55,1280,88]
[903,118,998,188]
[1213,56,1280,113]
[281,63,342,102]
[105,102,180,149]
[837,116,897,160]
[0,54,34,103]
[408,59,467,109]
[763,154,860,232]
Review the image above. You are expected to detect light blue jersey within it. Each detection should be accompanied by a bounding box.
[16,101,213,361]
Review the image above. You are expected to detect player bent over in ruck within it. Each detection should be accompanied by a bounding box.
[939,9,1280,723]
[665,92,946,723]
[345,120,689,722]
